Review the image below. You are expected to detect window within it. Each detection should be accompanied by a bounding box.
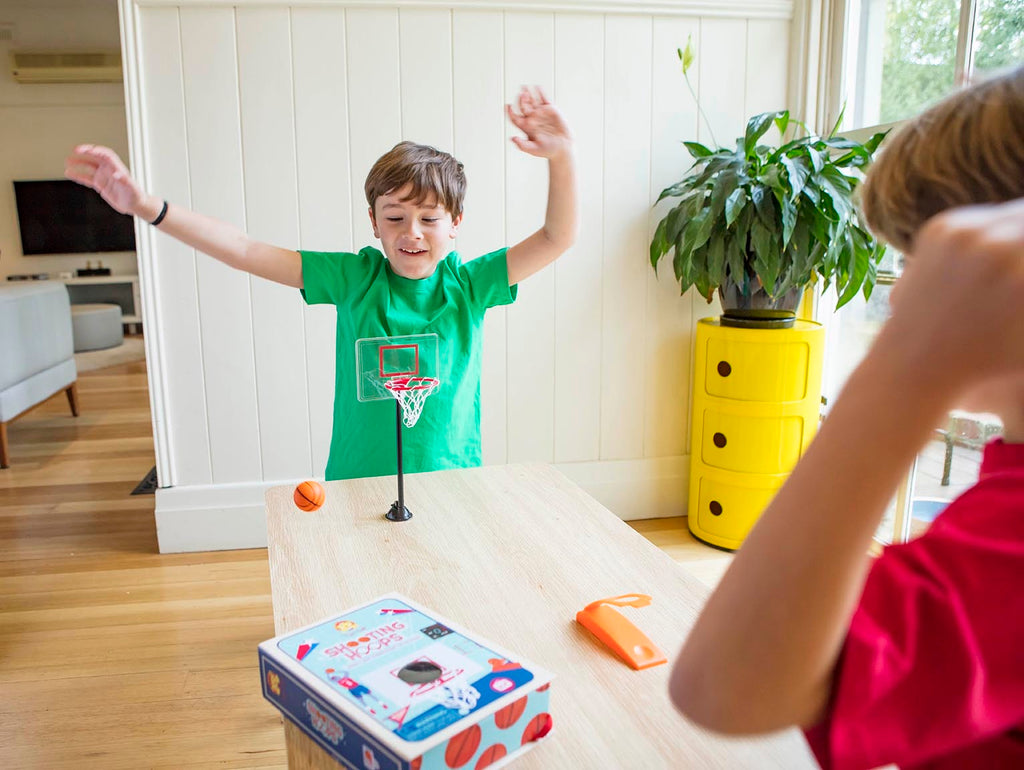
[824,0,1022,544]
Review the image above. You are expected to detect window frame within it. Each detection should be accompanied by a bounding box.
[818,0,992,544]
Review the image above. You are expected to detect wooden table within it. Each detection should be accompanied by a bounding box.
[265,464,815,768]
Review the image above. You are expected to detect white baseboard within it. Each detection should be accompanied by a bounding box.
[556,455,689,521]
[154,456,691,553]
[155,480,274,553]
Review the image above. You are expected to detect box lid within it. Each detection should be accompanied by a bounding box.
[259,593,554,759]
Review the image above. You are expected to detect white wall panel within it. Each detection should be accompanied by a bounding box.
[600,15,652,460]
[504,12,555,463]
[452,10,508,464]
[292,7,351,476]
[553,14,603,463]
[696,18,749,155]
[647,17,700,461]
[137,7,212,486]
[179,7,263,483]
[236,7,312,481]
[746,18,790,126]
[399,9,455,151]
[345,8,402,248]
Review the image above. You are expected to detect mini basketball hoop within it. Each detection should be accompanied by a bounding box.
[384,375,440,428]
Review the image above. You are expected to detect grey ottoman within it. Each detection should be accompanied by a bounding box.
[71,303,124,352]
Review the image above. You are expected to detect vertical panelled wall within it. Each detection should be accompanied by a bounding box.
[126,1,791,551]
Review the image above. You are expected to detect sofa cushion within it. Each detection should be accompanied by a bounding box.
[0,359,77,422]
[0,282,75,394]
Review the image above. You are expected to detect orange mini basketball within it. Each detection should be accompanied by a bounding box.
[293,480,325,512]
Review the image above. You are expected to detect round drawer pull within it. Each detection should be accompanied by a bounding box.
[709,501,723,516]
[717,361,731,377]
[712,432,727,448]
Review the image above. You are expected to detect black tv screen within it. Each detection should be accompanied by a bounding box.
[13,179,136,255]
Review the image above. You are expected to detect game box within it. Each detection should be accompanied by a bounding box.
[259,594,554,769]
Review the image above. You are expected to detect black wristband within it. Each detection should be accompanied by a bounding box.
[149,200,169,226]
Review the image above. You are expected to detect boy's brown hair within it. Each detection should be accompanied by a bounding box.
[364,142,467,219]
[860,65,1024,253]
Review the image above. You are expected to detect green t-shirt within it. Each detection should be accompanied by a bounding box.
[300,246,517,480]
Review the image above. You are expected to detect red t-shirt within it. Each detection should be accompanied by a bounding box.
[805,439,1024,770]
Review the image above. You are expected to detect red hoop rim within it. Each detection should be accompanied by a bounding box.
[384,376,440,393]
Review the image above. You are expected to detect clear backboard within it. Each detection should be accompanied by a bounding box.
[355,333,440,403]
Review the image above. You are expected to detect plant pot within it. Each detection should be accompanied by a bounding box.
[718,280,803,329]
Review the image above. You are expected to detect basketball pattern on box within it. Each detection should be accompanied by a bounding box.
[259,594,554,769]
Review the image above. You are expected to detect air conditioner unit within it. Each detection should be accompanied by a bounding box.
[10,51,122,84]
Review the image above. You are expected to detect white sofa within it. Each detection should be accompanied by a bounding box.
[0,281,79,468]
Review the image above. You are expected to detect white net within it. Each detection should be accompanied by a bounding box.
[384,376,440,428]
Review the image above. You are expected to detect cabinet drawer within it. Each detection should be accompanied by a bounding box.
[695,474,782,546]
[704,338,810,402]
[700,410,805,474]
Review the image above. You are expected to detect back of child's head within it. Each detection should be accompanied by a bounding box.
[365,141,467,219]
[861,64,1024,252]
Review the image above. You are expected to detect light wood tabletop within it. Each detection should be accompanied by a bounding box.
[265,463,816,769]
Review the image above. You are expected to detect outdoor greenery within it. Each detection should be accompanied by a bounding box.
[650,44,888,311]
[880,0,1023,123]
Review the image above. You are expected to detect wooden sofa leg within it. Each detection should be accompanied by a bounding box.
[0,421,9,469]
[66,382,80,417]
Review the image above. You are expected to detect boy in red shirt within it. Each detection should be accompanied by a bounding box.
[670,66,1024,769]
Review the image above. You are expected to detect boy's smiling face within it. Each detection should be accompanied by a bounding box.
[369,184,461,280]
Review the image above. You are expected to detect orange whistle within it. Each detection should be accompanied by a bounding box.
[575,594,667,670]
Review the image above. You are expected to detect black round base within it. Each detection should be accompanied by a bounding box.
[385,502,413,522]
[720,310,796,329]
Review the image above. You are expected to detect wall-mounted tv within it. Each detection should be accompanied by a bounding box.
[13,179,136,255]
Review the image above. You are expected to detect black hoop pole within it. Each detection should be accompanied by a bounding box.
[386,398,412,521]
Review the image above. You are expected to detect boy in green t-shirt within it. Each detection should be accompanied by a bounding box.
[66,86,577,480]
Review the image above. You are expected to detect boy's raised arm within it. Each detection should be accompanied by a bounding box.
[668,199,1024,735]
[65,144,303,289]
[505,87,578,286]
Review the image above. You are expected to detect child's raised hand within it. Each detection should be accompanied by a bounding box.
[65,145,147,217]
[506,86,572,160]
[882,198,1024,391]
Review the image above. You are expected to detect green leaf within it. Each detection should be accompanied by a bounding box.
[744,111,786,155]
[667,194,701,243]
[678,207,716,258]
[725,234,747,286]
[709,169,741,221]
[780,153,809,201]
[835,233,864,308]
[707,236,726,290]
[750,219,779,294]
[780,195,797,247]
[751,185,777,229]
[807,147,826,173]
[827,102,846,139]
[683,141,713,159]
[673,233,695,285]
[864,130,889,154]
[650,217,669,270]
[725,187,747,227]
[773,110,790,137]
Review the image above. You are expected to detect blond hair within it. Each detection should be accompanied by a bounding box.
[364,141,466,219]
[860,65,1024,253]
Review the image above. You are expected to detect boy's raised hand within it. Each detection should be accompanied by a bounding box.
[65,145,148,217]
[881,197,1024,394]
[506,86,572,160]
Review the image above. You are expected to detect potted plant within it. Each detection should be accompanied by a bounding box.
[650,44,889,328]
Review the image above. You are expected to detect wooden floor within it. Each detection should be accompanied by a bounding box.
[0,358,730,768]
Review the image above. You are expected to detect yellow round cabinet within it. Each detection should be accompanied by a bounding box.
[688,318,824,550]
